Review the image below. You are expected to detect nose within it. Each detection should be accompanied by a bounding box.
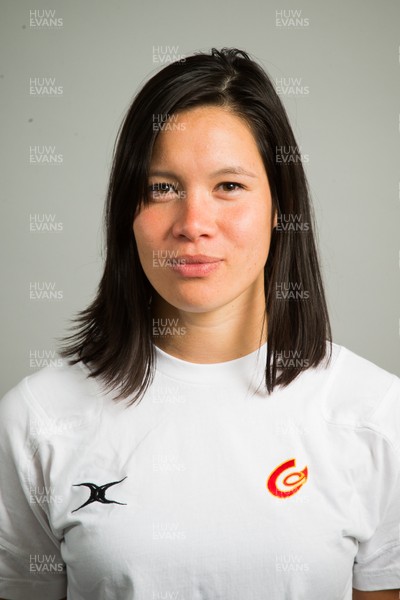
[171,188,217,241]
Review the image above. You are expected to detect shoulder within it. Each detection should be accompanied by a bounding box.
[322,342,400,454]
[0,356,104,442]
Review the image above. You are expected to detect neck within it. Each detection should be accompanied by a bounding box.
[151,288,267,364]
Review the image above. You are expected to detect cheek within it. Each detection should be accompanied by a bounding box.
[133,209,164,258]
[227,201,271,256]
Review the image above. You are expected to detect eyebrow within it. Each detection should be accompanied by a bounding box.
[148,166,257,179]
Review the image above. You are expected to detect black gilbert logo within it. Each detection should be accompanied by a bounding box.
[72,477,127,513]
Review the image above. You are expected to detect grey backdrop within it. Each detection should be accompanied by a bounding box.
[1,0,399,396]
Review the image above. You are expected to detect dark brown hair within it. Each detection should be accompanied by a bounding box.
[57,47,332,404]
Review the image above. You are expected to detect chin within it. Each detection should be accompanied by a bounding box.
[166,297,224,313]
[159,288,231,314]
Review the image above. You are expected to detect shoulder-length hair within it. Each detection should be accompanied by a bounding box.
[57,47,332,404]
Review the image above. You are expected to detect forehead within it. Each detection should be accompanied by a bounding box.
[150,106,262,169]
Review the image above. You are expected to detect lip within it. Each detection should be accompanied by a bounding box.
[177,254,221,264]
[170,254,223,277]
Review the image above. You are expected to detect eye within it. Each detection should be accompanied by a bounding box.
[218,182,245,193]
[147,182,178,201]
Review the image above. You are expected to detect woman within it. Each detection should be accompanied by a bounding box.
[0,48,399,600]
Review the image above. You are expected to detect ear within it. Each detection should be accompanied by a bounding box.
[272,209,278,229]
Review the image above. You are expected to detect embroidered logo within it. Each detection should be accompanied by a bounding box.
[267,458,308,498]
[72,476,127,513]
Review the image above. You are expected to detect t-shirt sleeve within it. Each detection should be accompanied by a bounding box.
[0,378,67,600]
[352,376,400,591]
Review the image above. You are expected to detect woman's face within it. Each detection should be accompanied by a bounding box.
[133,105,276,314]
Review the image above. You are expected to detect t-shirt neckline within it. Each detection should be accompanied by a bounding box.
[154,341,267,385]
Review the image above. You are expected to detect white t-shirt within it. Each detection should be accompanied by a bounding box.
[0,341,399,600]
